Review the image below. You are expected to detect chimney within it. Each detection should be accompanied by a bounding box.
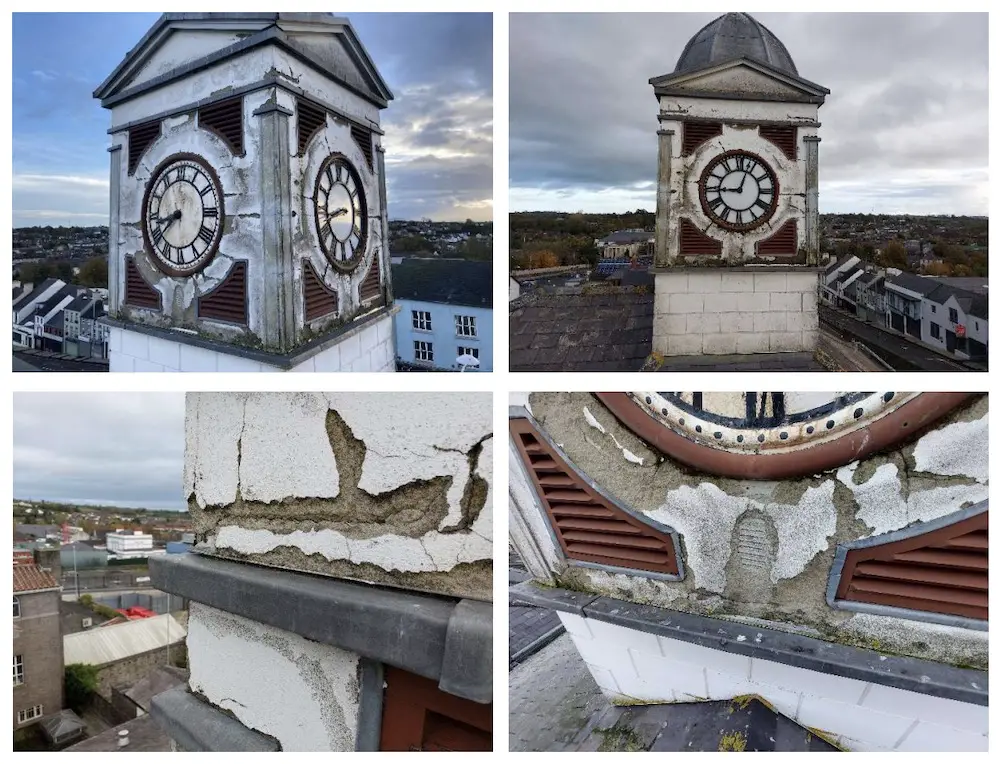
[118,729,129,748]
[33,546,62,581]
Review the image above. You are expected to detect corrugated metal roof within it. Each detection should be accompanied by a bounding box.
[63,613,186,667]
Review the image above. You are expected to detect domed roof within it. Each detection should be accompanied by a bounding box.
[674,12,798,77]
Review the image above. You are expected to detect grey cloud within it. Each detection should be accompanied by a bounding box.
[510,12,987,212]
[13,393,185,510]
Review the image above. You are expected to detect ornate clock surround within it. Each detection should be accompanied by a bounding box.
[312,151,370,274]
[697,148,779,233]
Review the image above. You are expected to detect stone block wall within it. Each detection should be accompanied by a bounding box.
[185,392,493,601]
[108,311,395,372]
[95,644,187,702]
[653,270,819,355]
[559,613,988,752]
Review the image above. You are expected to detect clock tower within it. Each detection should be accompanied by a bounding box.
[95,13,397,372]
[650,13,829,357]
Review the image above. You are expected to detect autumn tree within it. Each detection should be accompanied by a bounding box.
[879,240,908,270]
[77,256,109,288]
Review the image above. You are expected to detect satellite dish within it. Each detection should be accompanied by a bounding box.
[456,354,480,372]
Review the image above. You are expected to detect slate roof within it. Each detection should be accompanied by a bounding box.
[63,294,91,313]
[674,12,798,76]
[509,287,653,371]
[598,230,653,246]
[16,524,60,539]
[13,563,61,593]
[13,278,58,311]
[969,294,988,320]
[65,713,171,752]
[124,665,189,712]
[391,258,492,309]
[885,272,937,296]
[823,254,857,276]
[928,277,988,296]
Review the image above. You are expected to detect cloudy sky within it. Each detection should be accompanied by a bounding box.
[14,393,186,510]
[12,12,492,228]
[510,12,987,216]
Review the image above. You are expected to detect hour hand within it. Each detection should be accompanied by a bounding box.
[328,207,349,218]
[156,209,182,227]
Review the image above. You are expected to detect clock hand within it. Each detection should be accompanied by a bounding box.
[737,172,747,194]
[328,207,350,218]
[156,209,182,229]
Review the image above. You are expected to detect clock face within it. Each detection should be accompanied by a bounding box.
[142,153,224,276]
[699,150,778,231]
[594,392,973,479]
[314,154,368,272]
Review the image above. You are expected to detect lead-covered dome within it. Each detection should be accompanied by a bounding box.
[674,12,798,77]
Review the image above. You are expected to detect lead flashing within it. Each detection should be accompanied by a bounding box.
[510,581,987,707]
[150,685,280,751]
[150,553,492,703]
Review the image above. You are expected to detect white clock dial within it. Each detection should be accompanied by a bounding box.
[700,152,777,231]
[314,155,368,272]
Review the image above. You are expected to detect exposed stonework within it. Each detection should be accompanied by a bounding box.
[186,392,493,601]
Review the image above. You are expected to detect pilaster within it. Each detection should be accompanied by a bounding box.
[803,135,821,266]
[107,143,123,314]
[654,128,674,268]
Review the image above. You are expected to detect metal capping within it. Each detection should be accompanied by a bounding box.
[509,409,685,582]
[682,120,723,155]
[825,501,988,631]
[150,685,279,751]
[354,658,384,751]
[756,218,798,255]
[678,217,723,256]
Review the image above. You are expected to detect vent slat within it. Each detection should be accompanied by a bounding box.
[835,509,987,622]
[302,259,338,322]
[199,96,244,156]
[510,418,680,576]
[360,250,381,304]
[756,220,798,256]
[678,218,722,256]
[853,561,986,591]
[128,121,161,175]
[759,125,797,160]
[352,125,375,172]
[561,531,667,551]
[124,258,161,310]
[297,99,327,155]
[198,261,247,324]
[682,121,723,155]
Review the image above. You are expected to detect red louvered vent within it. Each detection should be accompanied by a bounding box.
[682,121,723,155]
[199,96,244,156]
[303,259,338,322]
[124,258,161,311]
[360,250,382,304]
[510,418,680,576]
[352,125,375,172]
[128,121,161,175]
[759,125,797,160]
[835,511,987,621]
[756,219,798,256]
[198,261,247,324]
[678,218,722,256]
[297,99,327,155]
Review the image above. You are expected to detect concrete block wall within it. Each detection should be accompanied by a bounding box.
[653,270,819,355]
[108,312,395,372]
[559,613,988,752]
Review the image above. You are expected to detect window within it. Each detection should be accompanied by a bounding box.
[454,314,477,337]
[411,310,432,332]
[13,597,20,618]
[930,322,941,340]
[414,340,434,363]
[457,346,480,361]
[949,308,959,323]
[17,705,42,724]
[931,305,937,313]
[975,321,979,330]
[82,617,92,629]
[14,655,23,686]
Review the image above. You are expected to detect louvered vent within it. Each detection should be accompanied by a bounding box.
[199,96,244,156]
[834,510,987,622]
[360,250,382,304]
[756,219,798,256]
[198,261,247,324]
[510,418,680,576]
[678,218,722,256]
[759,125,798,160]
[128,121,161,175]
[297,99,327,155]
[352,125,375,172]
[124,258,161,310]
[682,121,723,155]
[303,259,338,322]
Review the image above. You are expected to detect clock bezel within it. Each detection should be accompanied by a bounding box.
[313,152,369,274]
[141,152,225,278]
[698,149,779,233]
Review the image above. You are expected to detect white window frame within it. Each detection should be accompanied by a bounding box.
[14,654,24,686]
[414,340,434,363]
[454,314,477,338]
[411,310,432,332]
[17,704,43,724]
[457,346,480,360]
[14,596,20,619]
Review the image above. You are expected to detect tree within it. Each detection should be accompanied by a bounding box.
[77,256,108,288]
[879,240,907,270]
[64,664,100,712]
[18,261,54,285]
[923,261,952,277]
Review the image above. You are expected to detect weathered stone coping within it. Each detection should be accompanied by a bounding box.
[510,580,987,707]
[151,553,492,703]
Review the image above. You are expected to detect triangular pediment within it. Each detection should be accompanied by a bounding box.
[95,13,393,109]
[651,58,828,104]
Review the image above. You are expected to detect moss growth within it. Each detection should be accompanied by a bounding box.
[718,730,747,751]
[596,723,645,752]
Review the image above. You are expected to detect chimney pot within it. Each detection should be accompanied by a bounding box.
[118,729,129,748]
